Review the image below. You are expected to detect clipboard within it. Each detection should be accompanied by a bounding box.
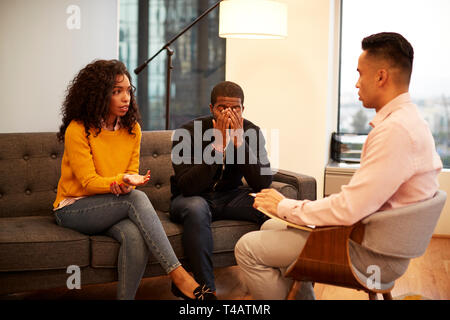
[256,206,315,232]
[249,193,315,232]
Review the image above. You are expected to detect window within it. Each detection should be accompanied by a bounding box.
[338,0,450,167]
[119,0,226,130]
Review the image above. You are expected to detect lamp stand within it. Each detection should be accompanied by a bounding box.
[135,1,222,130]
[165,46,174,130]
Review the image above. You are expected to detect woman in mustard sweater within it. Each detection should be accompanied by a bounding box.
[53,59,215,300]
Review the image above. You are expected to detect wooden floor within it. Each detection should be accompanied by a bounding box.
[3,237,449,300]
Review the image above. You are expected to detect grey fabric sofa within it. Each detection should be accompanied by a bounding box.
[0,130,316,296]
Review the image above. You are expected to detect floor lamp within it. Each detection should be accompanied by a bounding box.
[134,0,288,130]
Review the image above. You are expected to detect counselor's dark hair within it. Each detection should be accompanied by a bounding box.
[210,81,245,105]
[57,59,140,142]
[362,32,414,84]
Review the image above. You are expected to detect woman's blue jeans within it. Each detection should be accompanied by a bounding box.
[54,189,181,300]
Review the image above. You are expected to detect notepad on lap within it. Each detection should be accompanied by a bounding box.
[249,193,315,232]
[256,206,315,232]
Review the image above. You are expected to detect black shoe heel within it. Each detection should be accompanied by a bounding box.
[171,282,217,300]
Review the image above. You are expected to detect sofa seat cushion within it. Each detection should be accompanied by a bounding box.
[90,210,259,268]
[0,216,89,272]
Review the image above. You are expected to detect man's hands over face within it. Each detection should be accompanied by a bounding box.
[212,108,230,150]
[212,108,244,150]
[228,108,244,148]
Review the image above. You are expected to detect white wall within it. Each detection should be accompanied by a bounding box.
[0,0,118,133]
[226,0,338,199]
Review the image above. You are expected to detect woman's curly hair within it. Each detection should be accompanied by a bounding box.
[57,59,141,142]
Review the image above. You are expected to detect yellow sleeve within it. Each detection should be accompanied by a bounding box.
[65,121,125,194]
[125,122,142,175]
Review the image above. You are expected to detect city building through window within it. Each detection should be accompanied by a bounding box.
[119,0,226,130]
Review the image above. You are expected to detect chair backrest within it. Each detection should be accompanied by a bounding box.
[360,190,447,259]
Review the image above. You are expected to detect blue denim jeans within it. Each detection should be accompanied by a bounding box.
[54,189,181,300]
[169,187,268,291]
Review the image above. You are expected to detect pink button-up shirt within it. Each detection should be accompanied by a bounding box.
[278,93,443,226]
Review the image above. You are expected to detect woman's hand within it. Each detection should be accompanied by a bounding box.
[123,170,151,187]
[253,188,286,215]
[110,181,132,196]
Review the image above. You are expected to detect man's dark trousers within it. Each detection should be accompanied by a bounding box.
[169,187,269,291]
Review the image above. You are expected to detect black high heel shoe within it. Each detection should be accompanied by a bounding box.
[171,282,217,300]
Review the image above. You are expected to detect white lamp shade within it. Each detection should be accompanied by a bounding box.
[219,0,288,39]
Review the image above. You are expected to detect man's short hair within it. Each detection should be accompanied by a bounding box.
[210,81,245,105]
[362,32,414,84]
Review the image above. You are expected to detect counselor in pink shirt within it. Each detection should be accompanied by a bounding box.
[234,32,443,300]
[278,92,442,227]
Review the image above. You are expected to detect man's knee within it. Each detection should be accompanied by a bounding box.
[171,196,211,223]
[235,232,256,266]
[261,218,288,231]
[184,196,209,211]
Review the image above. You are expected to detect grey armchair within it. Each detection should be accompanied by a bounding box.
[285,190,447,300]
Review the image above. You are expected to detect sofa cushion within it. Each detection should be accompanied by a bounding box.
[137,131,174,213]
[0,132,64,218]
[90,210,259,268]
[0,216,89,272]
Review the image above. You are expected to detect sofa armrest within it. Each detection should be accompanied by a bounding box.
[272,169,316,201]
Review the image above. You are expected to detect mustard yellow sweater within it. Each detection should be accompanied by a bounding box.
[53,120,141,208]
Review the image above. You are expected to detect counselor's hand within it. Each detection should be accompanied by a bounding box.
[253,188,286,215]
[123,170,151,187]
